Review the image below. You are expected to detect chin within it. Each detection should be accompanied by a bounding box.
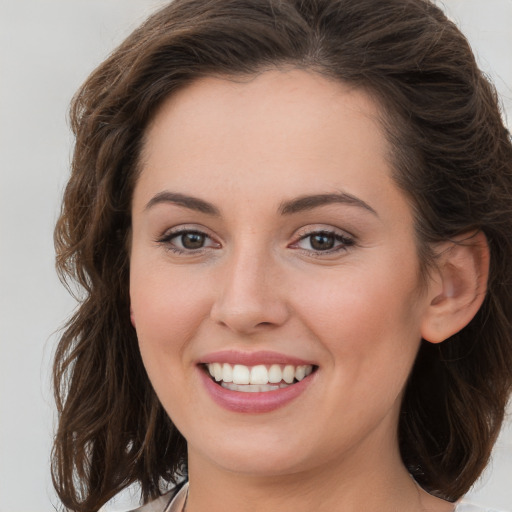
[189,428,319,476]
[213,452,311,477]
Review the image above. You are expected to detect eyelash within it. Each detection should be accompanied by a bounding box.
[291,229,356,255]
[156,228,220,255]
[156,228,355,256]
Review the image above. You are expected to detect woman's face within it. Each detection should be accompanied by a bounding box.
[130,70,433,478]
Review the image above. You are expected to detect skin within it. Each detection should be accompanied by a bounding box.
[130,69,456,511]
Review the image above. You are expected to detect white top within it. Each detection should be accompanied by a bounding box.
[456,504,509,512]
[129,483,509,512]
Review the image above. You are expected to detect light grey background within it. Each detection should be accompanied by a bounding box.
[0,1,510,511]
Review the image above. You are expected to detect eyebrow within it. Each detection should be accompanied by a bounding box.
[145,191,220,215]
[279,193,378,216]
[144,190,377,217]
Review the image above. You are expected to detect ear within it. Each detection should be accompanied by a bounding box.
[421,231,489,344]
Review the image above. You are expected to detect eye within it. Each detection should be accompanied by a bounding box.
[292,229,355,254]
[174,231,208,250]
[157,228,220,253]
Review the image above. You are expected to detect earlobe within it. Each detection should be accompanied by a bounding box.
[130,306,136,328]
[421,231,489,344]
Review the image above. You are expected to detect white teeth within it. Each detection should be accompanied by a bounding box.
[250,365,268,385]
[295,365,306,381]
[213,362,223,382]
[222,363,233,383]
[268,364,282,383]
[232,364,250,384]
[282,365,295,384]
[207,362,314,388]
[221,383,281,392]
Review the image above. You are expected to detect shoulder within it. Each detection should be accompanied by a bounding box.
[127,492,173,512]
[128,482,188,512]
[456,501,510,512]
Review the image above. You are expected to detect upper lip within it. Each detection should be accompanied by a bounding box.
[198,350,316,367]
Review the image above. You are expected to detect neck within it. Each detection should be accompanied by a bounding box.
[184,434,454,512]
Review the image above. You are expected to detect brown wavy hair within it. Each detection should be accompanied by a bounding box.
[53,0,512,509]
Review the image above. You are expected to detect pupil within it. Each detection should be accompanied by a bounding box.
[311,233,334,250]
[182,232,205,249]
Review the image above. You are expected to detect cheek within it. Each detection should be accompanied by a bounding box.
[129,264,215,419]
[292,261,423,379]
[130,262,213,363]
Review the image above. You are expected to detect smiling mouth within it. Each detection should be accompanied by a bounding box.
[204,363,316,392]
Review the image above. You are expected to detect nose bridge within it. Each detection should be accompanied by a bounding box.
[210,234,288,333]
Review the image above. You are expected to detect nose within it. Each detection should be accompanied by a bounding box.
[210,244,290,335]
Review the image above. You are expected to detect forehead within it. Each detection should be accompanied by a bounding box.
[141,68,388,166]
[135,69,397,219]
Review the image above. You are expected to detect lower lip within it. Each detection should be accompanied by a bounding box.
[199,368,315,413]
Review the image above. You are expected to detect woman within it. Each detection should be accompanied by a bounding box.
[52,0,512,511]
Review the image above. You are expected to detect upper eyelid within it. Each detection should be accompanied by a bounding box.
[293,225,356,239]
[293,231,355,246]
[155,224,355,245]
[158,224,215,239]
